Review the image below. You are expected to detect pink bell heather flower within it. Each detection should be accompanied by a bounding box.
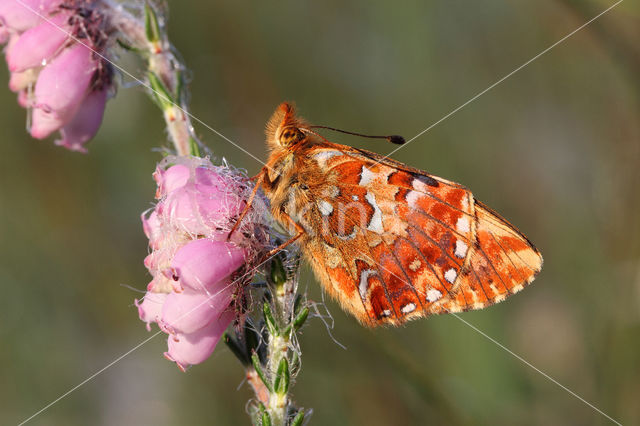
[1,0,113,152]
[165,309,235,368]
[30,43,96,136]
[135,291,167,331]
[55,87,107,152]
[0,0,58,35]
[6,11,70,72]
[137,156,264,371]
[169,239,247,292]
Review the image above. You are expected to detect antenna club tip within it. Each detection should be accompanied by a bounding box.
[388,135,405,145]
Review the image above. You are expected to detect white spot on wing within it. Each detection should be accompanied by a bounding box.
[455,240,468,258]
[426,289,442,302]
[359,166,377,186]
[352,195,359,201]
[313,151,342,165]
[381,309,392,317]
[401,303,416,314]
[409,258,422,272]
[364,191,384,234]
[359,270,376,300]
[456,216,470,233]
[406,190,421,209]
[318,200,333,216]
[461,194,469,209]
[444,268,457,283]
[412,178,431,193]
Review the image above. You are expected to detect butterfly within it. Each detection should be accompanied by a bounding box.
[237,102,542,327]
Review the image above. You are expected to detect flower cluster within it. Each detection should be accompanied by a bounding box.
[0,0,113,152]
[137,156,261,371]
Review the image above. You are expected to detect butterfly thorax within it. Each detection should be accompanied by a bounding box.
[262,137,323,239]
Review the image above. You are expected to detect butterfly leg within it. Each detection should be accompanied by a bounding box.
[228,170,265,241]
[266,214,305,257]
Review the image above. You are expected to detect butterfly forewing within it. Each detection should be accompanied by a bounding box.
[260,103,542,327]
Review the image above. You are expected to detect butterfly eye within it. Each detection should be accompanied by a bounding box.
[279,127,304,146]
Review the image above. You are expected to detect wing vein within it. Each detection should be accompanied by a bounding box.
[488,230,526,283]
[389,247,428,313]
[329,202,400,319]
[407,222,491,303]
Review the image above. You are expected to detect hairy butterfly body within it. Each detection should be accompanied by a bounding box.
[252,103,542,327]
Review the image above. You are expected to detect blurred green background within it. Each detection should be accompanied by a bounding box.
[1,0,639,424]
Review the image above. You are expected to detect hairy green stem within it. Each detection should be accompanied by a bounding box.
[105,0,198,156]
[225,253,310,425]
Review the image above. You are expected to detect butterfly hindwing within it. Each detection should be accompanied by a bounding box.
[299,144,541,326]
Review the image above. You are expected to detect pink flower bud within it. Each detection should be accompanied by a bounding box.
[170,238,247,292]
[142,210,163,249]
[30,43,96,138]
[193,166,228,188]
[160,282,233,334]
[135,292,167,331]
[159,184,245,236]
[6,12,69,72]
[164,309,234,371]
[0,0,58,33]
[30,103,66,138]
[55,88,107,153]
[153,164,190,199]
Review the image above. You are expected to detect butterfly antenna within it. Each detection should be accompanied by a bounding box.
[308,125,405,145]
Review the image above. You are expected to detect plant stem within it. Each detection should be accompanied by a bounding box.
[104,0,198,156]
[261,255,300,425]
[226,253,310,425]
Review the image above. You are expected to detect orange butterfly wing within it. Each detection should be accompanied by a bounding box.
[298,144,542,326]
[260,102,542,327]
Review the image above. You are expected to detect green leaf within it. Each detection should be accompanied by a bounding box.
[274,358,290,394]
[293,294,303,315]
[144,2,161,44]
[284,305,309,337]
[115,38,144,54]
[147,71,174,110]
[263,302,279,336]
[251,352,272,392]
[261,409,272,426]
[257,402,271,426]
[293,307,309,330]
[291,409,305,426]
[290,350,299,368]
[269,256,287,286]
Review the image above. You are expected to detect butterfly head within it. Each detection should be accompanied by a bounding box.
[278,126,305,147]
[266,102,310,151]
